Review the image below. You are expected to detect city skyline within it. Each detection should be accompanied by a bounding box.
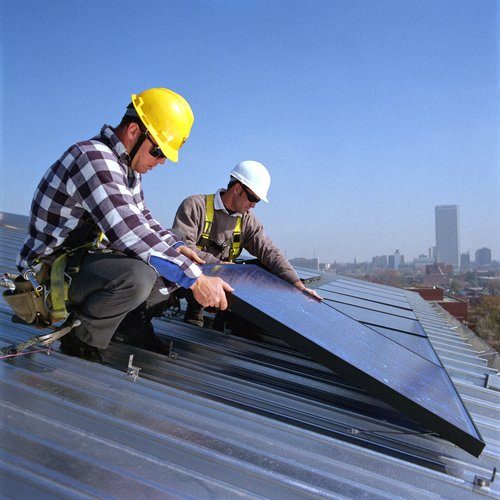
[296,202,498,264]
[1,205,497,265]
[1,1,498,263]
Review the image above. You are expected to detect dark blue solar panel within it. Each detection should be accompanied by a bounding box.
[202,264,485,457]
[318,282,412,311]
[367,325,441,365]
[323,301,426,337]
[334,278,408,298]
[318,289,417,320]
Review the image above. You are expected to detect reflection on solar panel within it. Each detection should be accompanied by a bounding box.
[203,264,485,457]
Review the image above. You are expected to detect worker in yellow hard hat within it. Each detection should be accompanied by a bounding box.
[17,87,233,361]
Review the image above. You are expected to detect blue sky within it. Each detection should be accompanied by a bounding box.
[1,0,498,262]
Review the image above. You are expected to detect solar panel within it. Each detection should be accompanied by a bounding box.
[318,289,417,319]
[202,264,485,457]
[334,277,408,297]
[317,282,412,311]
[361,325,441,365]
[323,301,426,337]
[319,282,411,306]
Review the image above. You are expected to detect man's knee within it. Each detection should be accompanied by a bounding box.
[125,260,157,303]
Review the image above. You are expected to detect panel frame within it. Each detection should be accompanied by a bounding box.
[202,264,485,457]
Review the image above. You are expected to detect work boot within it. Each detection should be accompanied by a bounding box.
[183,301,205,328]
[113,305,171,355]
[59,329,103,362]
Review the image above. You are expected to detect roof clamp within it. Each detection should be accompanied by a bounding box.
[473,467,496,493]
[168,341,179,361]
[485,374,500,391]
[126,354,141,382]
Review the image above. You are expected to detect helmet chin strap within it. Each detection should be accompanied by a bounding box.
[129,130,149,162]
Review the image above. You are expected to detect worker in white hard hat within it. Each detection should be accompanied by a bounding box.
[172,160,322,328]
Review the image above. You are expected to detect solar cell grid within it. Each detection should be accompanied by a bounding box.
[321,291,412,311]
[334,278,408,298]
[319,289,417,320]
[324,301,426,337]
[202,264,484,456]
[367,325,441,365]
[319,283,411,308]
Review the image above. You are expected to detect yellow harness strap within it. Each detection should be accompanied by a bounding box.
[50,252,69,322]
[229,216,242,261]
[201,194,215,243]
[198,194,243,261]
[49,232,104,323]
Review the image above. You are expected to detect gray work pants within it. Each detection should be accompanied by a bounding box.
[68,252,162,348]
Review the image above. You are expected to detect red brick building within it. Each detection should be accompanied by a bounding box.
[406,287,468,323]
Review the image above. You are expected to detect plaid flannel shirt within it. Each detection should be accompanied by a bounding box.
[17,125,201,290]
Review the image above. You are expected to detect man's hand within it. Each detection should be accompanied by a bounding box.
[190,274,234,310]
[293,280,323,301]
[178,246,205,265]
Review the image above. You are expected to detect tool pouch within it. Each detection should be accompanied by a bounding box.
[3,276,52,328]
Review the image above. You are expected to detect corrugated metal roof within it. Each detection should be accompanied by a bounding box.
[1,224,499,498]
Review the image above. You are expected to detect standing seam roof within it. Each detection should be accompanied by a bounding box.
[1,224,499,498]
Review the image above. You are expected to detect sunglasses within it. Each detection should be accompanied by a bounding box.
[242,184,260,203]
[146,134,166,159]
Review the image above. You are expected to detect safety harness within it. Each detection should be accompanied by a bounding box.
[1,230,103,357]
[197,194,243,262]
[2,228,103,328]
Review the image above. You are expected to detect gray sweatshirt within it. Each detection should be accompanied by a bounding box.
[171,193,300,284]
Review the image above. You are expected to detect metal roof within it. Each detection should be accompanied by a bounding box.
[1,223,499,498]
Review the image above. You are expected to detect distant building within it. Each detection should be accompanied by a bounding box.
[289,257,319,270]
[424,262,453,287]
[460,252,470,270]
[414,254,434,270]
[435,205,460,269]
[406,286,468,323]
[429,246,436,261]
[475,247,491,266]
[371,255,388,269]
[388,250,403,270]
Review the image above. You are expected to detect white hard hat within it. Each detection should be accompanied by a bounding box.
[229,160,271,203]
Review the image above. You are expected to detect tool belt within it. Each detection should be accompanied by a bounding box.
[3,243,96,328]
[3,273,52,327]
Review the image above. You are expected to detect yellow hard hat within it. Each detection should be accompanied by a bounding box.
[131,87,194,162]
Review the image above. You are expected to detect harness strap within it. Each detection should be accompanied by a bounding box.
[228,216,242,261]
[197,194,243,261]
[199,193,215,246]
[49,236,104,322]
[50,252,69,322]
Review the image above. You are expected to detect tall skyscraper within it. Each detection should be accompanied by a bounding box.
[435,205,460,269]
